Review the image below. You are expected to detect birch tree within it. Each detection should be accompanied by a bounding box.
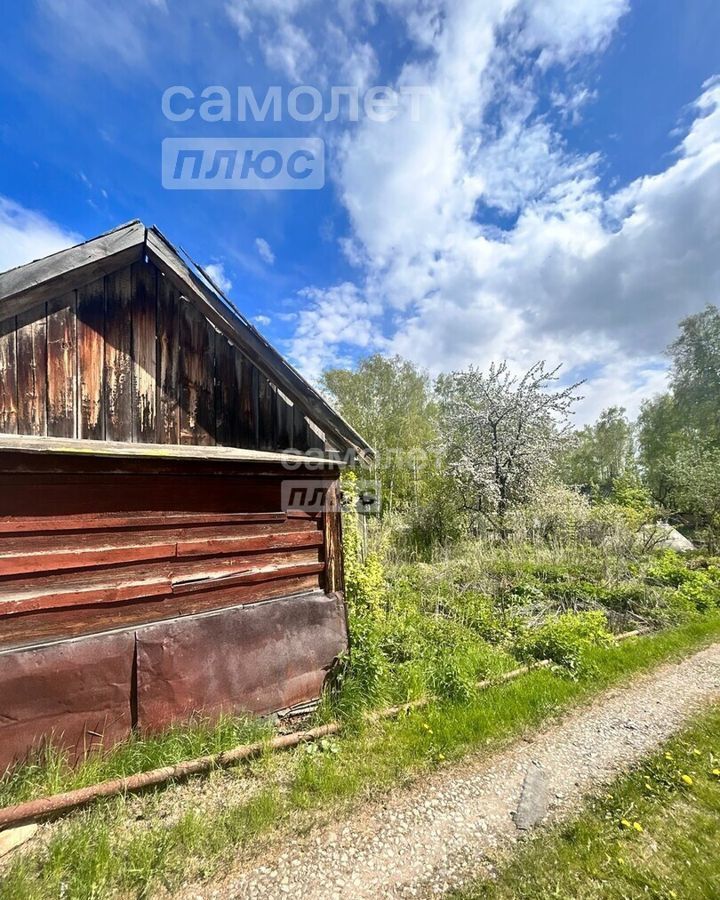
[438,361,583,529]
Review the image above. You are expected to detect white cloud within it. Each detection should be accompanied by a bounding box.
[254,314,272,326]
[0,197,81,273]
[286,282,387,380]
[204,262,233,294]
[286,2,719,424]
[255,237,276,265]
[225,0,377,87]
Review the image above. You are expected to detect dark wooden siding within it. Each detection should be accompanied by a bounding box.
[0,259,326,453]
[0,456,336,651]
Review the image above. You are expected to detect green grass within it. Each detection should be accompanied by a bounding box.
[450,703,720,899]
[0,714,272,808]
[2,614,720,900]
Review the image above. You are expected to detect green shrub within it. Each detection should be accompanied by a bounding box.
[646,550,694,587]
[516,610,614,674]
[646,551,720,613]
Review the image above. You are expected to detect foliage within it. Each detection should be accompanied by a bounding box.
[646,550,720,613]
[341,471,386,614]
[562,406,637,494]
[637,393,686,501]
[321,355,439,513]
[516,610,614,673]
[661,444,720,548]
[437,361,583,527]
[669,304,720,441]
[636,305,720,547]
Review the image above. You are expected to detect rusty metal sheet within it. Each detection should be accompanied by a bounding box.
[135,591,348,732]
[0,631,134,774]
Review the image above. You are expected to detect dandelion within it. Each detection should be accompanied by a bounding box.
[620,819,633,829]
[681,774,693,786]
[712,768,720,777]
[438,754,446,761]
[633,822,643,833]
[691,749,701,756]
[665,752,674,760]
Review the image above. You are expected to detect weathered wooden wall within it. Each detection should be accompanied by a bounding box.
[0,453,338,650]
[0,258,326,453]
[0,451,348,771]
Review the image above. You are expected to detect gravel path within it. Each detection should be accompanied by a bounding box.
[186,643,720,900]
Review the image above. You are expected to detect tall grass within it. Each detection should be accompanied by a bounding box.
[0,714,271,808]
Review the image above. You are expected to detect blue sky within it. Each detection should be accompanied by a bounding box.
[1,0,719,423]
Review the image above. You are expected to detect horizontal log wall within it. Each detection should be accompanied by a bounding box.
[0,258,326,453]
[0,454,336,650]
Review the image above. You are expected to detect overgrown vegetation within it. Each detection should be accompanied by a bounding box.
[451,703,720,899]
[2,306,720,897]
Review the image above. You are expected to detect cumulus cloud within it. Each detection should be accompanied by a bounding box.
[0,197,81,273]
[254,314,272,326]
[286,282,387,380]
[284,1,719,422]
[255,237,275,265]
[204,262,233,294]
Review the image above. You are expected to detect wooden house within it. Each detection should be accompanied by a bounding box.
[0,221,372,772]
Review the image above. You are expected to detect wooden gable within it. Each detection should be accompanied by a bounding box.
[0,257,326,453]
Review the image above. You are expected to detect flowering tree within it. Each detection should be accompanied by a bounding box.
[437,361,583,530]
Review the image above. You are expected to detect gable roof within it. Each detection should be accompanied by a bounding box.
[0,221,374,462]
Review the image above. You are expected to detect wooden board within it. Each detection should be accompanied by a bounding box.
[0,317,18,435]
[179,298,215,445]
[156,273,179,443]
[104,270,133,441]
[214,335,241,447]
[132,261,157,442]
[76,278,105,440]
[0,256,350,460]
[323,479,344,594]
[15,304,47,436]
[0,575,322,650]
[46,294,76,438]
[257,373,276,451]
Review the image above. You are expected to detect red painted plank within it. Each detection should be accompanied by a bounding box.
[0,575,322,650]
[176,529,323,557]
[0,510,287,534]
[0,575,170,616]
[171,560,325,594]
[0,541,178,577]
